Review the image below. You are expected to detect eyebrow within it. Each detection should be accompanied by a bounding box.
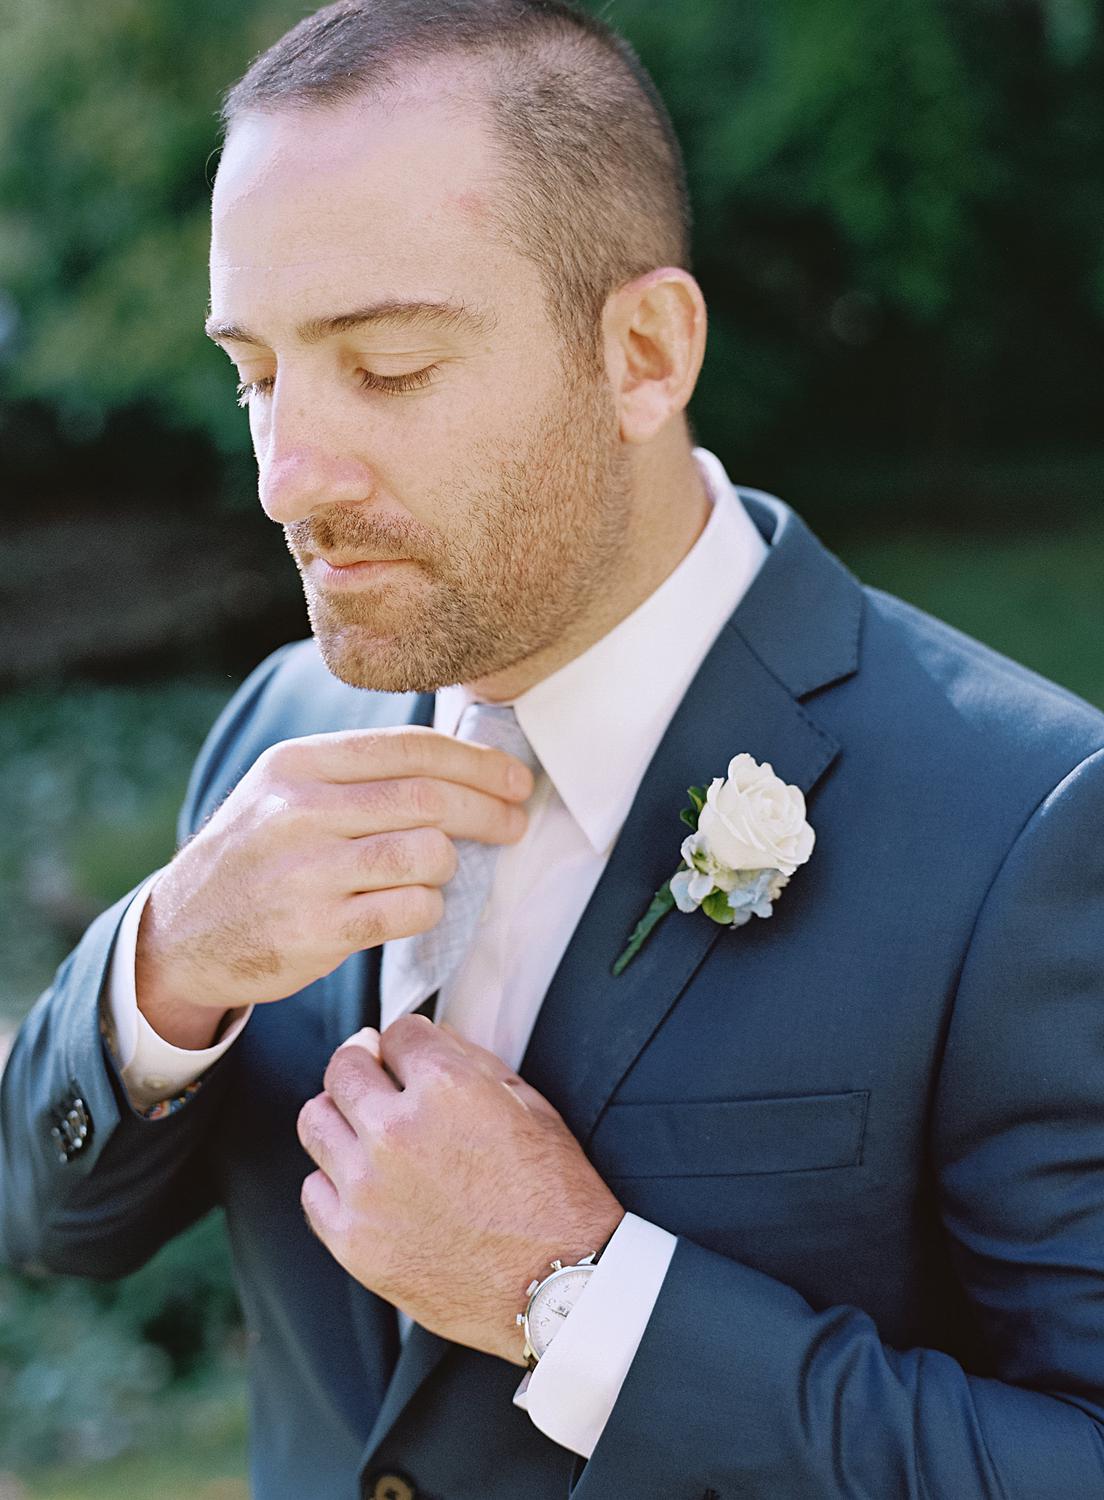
[204,298,497,347]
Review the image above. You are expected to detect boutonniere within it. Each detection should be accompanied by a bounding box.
[612,754,816,975]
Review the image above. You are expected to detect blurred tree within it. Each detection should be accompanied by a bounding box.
[0,0,302,494]
[0,0,1101,525]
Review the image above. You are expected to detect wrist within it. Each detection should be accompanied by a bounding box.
[135,987,233,1050]
[516,1213,624,1367]
[135,887,231,1049]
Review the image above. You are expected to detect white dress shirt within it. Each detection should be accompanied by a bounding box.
[102,446,769,1459]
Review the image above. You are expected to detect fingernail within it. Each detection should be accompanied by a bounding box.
[509,762,533,798]
[343,1026,381,1058]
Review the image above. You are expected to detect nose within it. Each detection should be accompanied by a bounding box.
[254,381,375,525]
[259,447,373,525]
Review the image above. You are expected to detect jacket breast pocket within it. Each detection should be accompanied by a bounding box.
[589,1090,869,1180]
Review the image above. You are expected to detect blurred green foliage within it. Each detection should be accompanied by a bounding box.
[0,678,233,1020]
[0,680,247,1488]
[0,1213,245,1476]
[848,517,1104,706]
[0,0,276,454]
[20,1440,249,1500]
[2,0,1103,520]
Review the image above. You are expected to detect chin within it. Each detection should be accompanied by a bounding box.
[304,586,544,695]
[309,623,459,695]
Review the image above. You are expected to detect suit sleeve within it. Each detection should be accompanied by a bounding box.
[0,644,298,1280]
[570,746,1104,1500]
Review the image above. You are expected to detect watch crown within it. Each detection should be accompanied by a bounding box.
[551,1259,563,1271]
[526,1279,540,1296]
[516,1312,525,1325]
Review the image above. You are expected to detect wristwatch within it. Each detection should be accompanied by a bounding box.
[516,1246,603,1369]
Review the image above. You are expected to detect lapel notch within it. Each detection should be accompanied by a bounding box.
[732,490,863,700]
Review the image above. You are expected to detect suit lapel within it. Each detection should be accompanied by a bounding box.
[360,1320,452,1465]
[356,494,864,1467]
[518,610,843,1140]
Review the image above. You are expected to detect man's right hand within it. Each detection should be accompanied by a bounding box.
[134,726,534,1048]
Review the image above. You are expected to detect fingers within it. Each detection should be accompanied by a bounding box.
[378,1016,562,1121]
[341,1025,382,1060]
[435,1021,515,1083]
[271,725,535,802]
[337,884,444,953]
[318,776,529,846]
[438,1022,562,1120]
[300,1167,341,1236]
[378,1012,466,1088]
[322,1028,399,1128]
[335,827,460,895]
[296,1090,359,1183]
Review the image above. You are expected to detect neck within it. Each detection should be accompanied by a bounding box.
[464,432,712,703]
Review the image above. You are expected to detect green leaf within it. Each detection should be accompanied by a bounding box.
[611,880,677,975]
[680,784,708,830]
[701,888,735,925]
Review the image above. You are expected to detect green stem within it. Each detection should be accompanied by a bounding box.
[612,880,677,976]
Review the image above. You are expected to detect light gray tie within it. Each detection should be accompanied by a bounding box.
[380,702,540,1021]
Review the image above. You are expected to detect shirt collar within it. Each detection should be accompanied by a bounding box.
[435,447,768,854]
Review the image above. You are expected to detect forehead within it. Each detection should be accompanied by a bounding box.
[210,86,537,332]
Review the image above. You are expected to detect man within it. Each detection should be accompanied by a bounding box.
[3,2,1104,1496]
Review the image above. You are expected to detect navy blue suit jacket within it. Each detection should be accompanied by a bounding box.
[4,491,1104,1499]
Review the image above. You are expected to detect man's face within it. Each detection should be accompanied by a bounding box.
[209,81,632,693]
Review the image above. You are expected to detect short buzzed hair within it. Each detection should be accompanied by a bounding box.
[220,0,692,369]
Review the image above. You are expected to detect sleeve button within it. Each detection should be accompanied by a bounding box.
[369,1471,416,1499]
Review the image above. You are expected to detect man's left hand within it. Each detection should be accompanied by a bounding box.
[297,1013,625,1365]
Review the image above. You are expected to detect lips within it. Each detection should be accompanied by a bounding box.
[308,554,415,591]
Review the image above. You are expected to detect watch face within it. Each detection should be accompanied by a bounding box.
[528,1265,594,1358]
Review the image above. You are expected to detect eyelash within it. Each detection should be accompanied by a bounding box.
[235,366,438,407]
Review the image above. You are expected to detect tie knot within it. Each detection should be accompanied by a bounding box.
[455,702,539,777]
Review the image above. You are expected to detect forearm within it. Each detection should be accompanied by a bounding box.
[132,876,237,1050]
[102,872,252,1111]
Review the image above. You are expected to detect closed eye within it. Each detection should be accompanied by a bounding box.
[235,366,439,407]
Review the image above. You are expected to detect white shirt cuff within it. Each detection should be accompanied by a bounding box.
[101,871,253,1110]
[512,1213,677,1459]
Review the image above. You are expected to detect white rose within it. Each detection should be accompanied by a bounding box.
[696,753,815,877]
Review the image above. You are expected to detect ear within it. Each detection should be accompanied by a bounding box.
[601,269,707,445]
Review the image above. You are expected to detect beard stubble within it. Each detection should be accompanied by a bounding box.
[286,368,633,694]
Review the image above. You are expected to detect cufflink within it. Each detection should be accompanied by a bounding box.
[49,1092,91,1163]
